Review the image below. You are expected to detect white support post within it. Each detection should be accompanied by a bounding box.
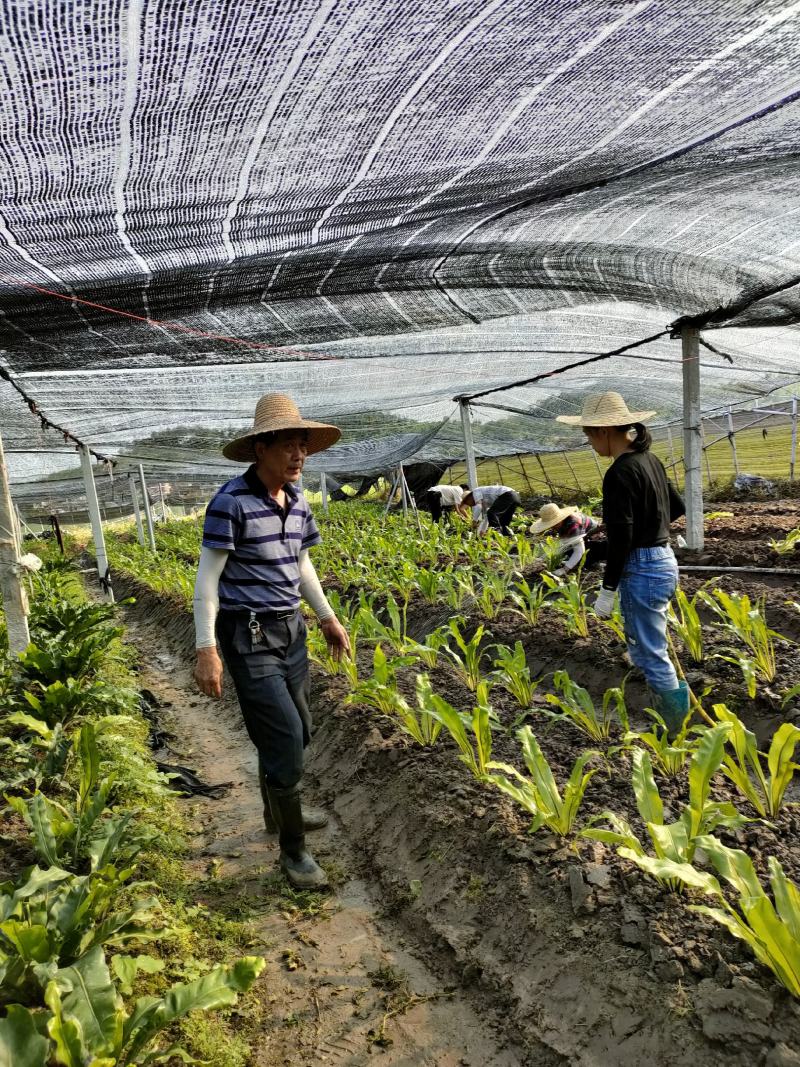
[589,447,604,485]
[400,464,423,535]
[791,396,798,482]
[399,465,408,520]
[138,464,157,553]
[319,472,329,513]
[681,327,704,550]
[726,408,739,477]
[80,445,114,602]
[129,473,145,545]
[458,399,478,490]
[0,429,31,654]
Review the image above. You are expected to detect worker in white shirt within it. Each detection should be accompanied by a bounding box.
[425,483,471,522]
[462,484,522,535]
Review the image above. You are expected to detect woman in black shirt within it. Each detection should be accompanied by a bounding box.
[557,392,688,736]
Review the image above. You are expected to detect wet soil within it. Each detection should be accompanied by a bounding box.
[113,500,800,1066]
[116,580,528,1067]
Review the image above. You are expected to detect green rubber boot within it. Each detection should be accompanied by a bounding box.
[652,680,690,740]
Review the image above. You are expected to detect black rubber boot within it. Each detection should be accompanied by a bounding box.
[259,775,328,834]
[266,785,329,890]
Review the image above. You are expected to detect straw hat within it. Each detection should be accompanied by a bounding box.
[556,391,656,426]
[222,393,341,462]
[530,502,576,536]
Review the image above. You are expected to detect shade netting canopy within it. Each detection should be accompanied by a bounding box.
[2,0,800,493]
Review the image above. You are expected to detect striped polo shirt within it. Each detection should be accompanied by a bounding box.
[202,466,321,612]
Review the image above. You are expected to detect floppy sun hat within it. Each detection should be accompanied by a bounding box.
[555,391,656,427]
[222,393,341,462]
[530,502,577,536]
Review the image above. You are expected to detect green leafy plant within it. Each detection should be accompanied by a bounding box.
[475,572,511,620]
[0,947,264,1066]
[488,727,597,837]
[508,576,550,626]
[426,681,494,780]
[629,711,698,776]
[442,618,488,691]
[6,723,141,873]
[713,703,800,817]
[583,729,747,889]
[540,572,589,638]
[667,587,704,666]
[769,527,800,556]
[544,670,628,741]
[490,641,538,708]
[701,588,782,689]
[346,644,413,716]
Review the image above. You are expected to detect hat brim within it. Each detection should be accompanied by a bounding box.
[530,508,575,535]
[556,409,656,426]
[222,420,341,462]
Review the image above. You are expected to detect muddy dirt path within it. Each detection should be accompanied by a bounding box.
[121,606,527,1067]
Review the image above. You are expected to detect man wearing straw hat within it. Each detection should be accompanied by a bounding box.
[193,394,349,889]
[556,392,688,736]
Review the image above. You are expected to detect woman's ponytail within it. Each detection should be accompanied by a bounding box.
[615,422,651,452]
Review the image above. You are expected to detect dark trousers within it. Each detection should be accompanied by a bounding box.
[425,490,456,523]
[216,610,312,790]
[487,491,521,534]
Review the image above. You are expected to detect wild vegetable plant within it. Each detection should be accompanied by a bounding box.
[701,588,782,690]
[540,572,590,638]
[491,641,537,708]
[629,711,697,776]
[713,703,800,817]
[667,587,704,666]
[544,671,628,741]
[769,527,800,556]
[443,618,488,691]
[508,576,550,626]
[426,681,494,780]
[534,535,564,573]
[488,727,597,837]
[475,571,511,620]
[583,730,747,889]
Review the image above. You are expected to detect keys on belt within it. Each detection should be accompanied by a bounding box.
[248,609,295,648]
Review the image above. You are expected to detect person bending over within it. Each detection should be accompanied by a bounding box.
[193,393,349,890]
[462,484,522,535]
[556,392,687,736]
[530,502,600,576]
[425,483,471,522]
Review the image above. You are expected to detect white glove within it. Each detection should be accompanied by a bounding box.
[552,567,567,578]
[594,587,616,618]
[18,553,43,572]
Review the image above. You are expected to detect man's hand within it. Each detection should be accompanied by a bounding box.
[194,646,223,698]
[320,616,350,662]
[593,587,616,618]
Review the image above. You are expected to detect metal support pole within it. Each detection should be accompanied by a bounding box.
[129,473,145,545]
[791,396,798,482]
[0,429,30,653]
[681,327,704,550]
[458,399,478,490]
[383,468,401,518]
[138,464,157,553]
[700,422,713,487]
[80,445,114,602]
[158,481,166,519]
[589,448,604,486]
[319,471,329,514]
[726,408,739,477]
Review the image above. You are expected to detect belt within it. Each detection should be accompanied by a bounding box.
[247,608,297,621]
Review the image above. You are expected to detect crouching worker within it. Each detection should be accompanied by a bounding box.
[193,394,350,889]
[530,502,600,576]
[424,482,471,522]
[463,484,522,535]
[556,392,687,736]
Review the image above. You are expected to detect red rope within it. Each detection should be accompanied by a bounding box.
[0,274,339,361]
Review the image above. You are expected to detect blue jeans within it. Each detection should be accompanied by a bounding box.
[618,546,679,692]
